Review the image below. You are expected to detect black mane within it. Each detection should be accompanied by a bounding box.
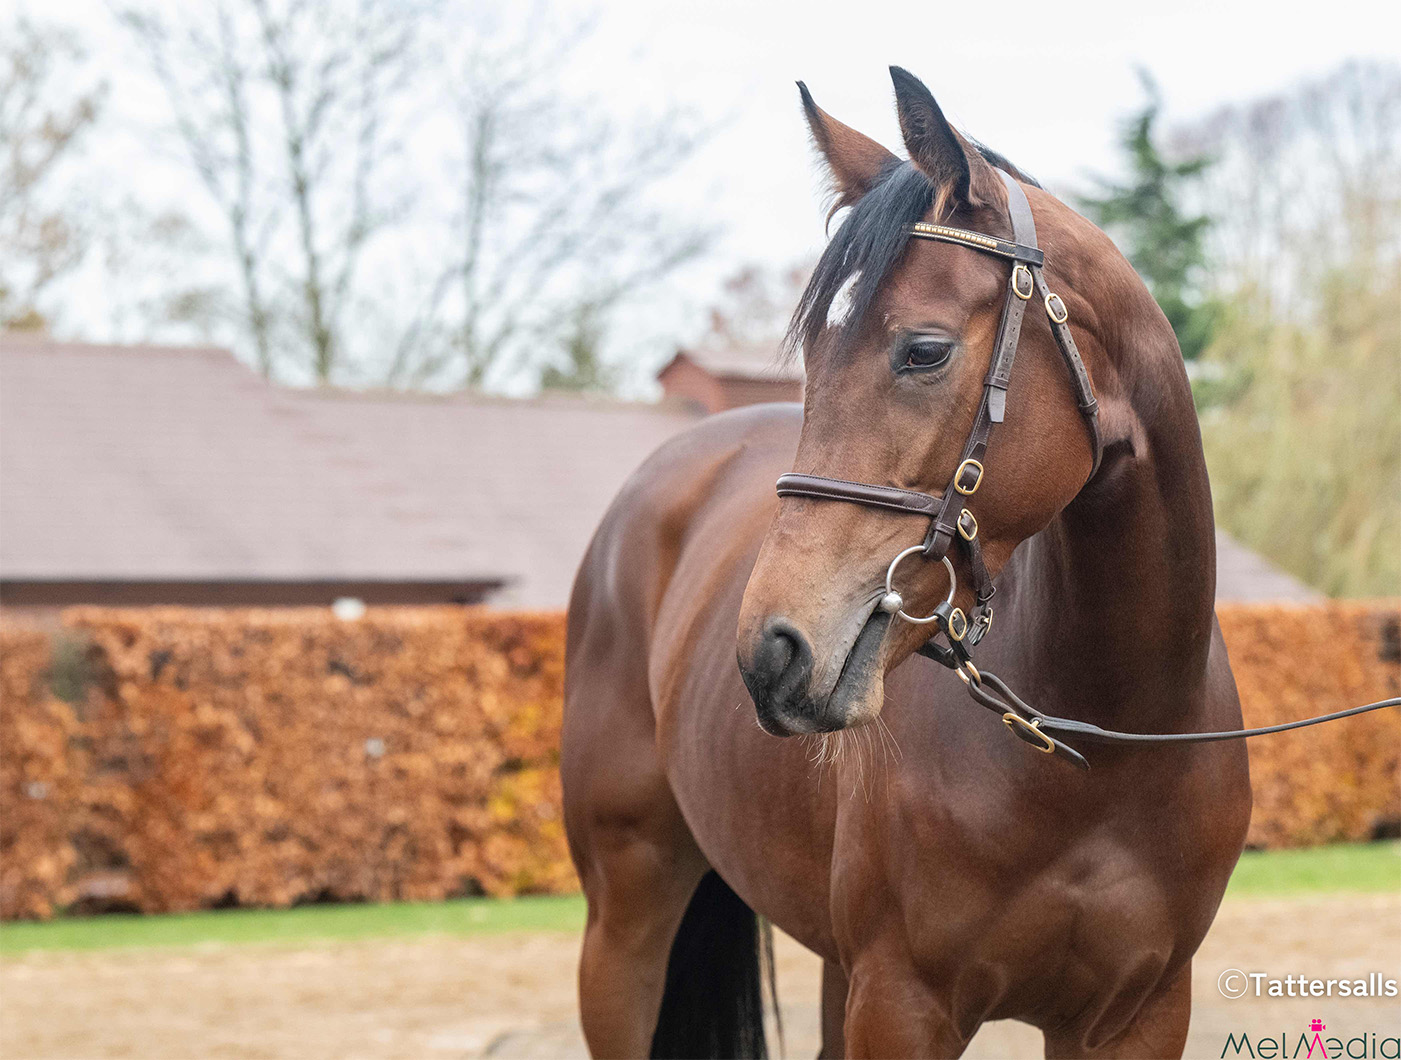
[969,141,1040,190]
[786,147,1039,358]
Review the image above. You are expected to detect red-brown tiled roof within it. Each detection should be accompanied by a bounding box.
[663,342,803,382]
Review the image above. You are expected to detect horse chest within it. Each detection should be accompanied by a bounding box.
[829,777,1198,1023]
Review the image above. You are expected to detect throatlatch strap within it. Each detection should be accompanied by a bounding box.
[1029,266,1103,477]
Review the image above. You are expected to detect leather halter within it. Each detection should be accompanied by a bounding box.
[772,171,1399,769]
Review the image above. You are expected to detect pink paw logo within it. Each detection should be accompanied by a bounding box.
[1310,1020,1326,1033]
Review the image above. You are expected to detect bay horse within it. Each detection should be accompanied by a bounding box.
[562,68,1251,1059]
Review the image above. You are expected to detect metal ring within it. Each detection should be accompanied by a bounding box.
[1044,292,1069,324]
[883,546,956,625]
[1011,264,1034,300]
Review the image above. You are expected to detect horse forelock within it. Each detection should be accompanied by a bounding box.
[785,146,1041,364]
[785,161,932,361]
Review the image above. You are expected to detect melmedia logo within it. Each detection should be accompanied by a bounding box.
[1220,1019,1401,1059]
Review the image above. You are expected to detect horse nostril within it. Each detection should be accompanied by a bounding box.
[740,617,814,717]
[759,621,796,674]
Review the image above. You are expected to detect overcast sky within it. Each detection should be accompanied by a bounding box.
[25,0,1401,381]
[541,0,1401,278]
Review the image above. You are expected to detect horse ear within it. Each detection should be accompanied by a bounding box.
[798,82,898,210]
[889,66,999,214]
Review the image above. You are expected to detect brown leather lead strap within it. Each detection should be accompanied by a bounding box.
[965,669,1398,762]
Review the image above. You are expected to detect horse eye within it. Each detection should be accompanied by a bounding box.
[903,337,955,371]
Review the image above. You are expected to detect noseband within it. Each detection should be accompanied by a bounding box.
[773,171,1398,769]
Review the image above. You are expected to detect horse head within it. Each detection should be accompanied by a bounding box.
[738,68,1116,737]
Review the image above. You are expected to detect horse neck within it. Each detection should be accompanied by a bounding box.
[1022,309,1218,730]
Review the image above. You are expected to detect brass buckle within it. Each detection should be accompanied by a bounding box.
[946,607,968,642]
[1045,292,1069,324]
[954,458,983,495]
[955,660,981,686]
[957,508,978,541]
[1003,713,1056,754]
[1012,264,1034,300]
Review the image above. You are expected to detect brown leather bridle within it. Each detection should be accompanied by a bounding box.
[778,171,1097,657]
[772,171,1398,769]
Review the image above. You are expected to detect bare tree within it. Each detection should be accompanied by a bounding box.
[119,0,425,381]
[120,1,710,391]
[695,263,810,354]
[1171,60,1401,312]
[386,9,712,390]
[1172,61,1401,596]
[0,18,104,329]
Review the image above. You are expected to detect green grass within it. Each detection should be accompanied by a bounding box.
[2,843,1396,955]
[1225,840,1400,898]
[0,893,586,955]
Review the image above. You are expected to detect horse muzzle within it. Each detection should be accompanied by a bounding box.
[738,610,890,736]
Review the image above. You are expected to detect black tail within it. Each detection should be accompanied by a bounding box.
[650,870,778,1059]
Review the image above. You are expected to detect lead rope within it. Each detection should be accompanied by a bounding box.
[903,583,1399,771]
[937,651,1400,772]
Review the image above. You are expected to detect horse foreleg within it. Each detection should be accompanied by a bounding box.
[570,742,707,1060]
[842,943,969,1059]
[577,837,706,1058]
[819,959,849,1058]
[1042,961,1192,1060]
[564,570,713,1058]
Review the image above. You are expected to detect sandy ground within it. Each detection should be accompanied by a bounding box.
[2,894,1398,1060]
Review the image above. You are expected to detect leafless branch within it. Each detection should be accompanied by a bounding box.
[0,17,105,328]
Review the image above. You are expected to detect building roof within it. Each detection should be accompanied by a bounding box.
[662,342,803,383]
[275,387,698,606]
[1,336,1323,608]
[0,337,697,606]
